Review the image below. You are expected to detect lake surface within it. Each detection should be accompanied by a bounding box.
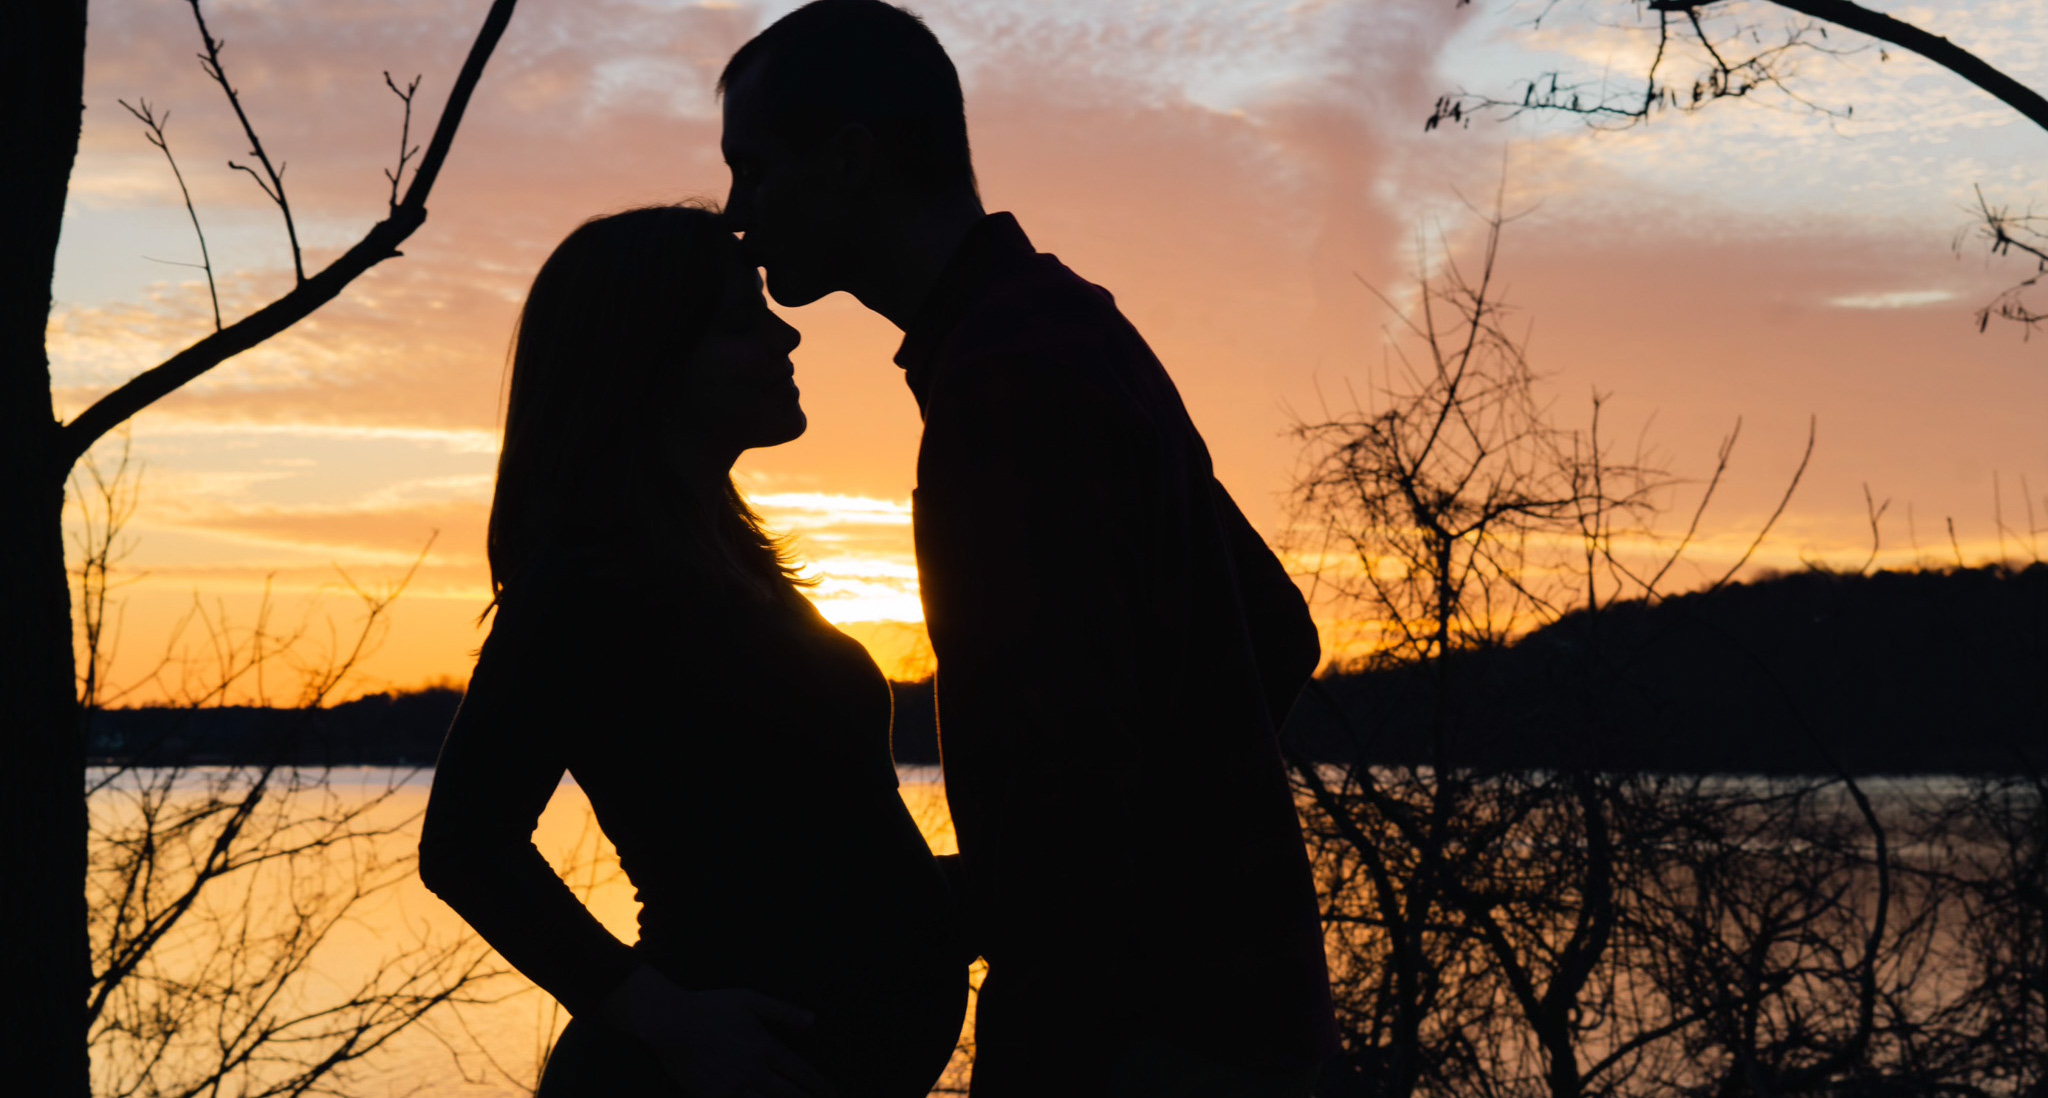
[87,766,975,1098]
[88,768,2014,1097]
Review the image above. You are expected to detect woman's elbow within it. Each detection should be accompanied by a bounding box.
[415,811,471,901]
[1293,619,1323,684]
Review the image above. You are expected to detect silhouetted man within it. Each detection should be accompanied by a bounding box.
[719,2,1338,1093]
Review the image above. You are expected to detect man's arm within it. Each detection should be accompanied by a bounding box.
[914,352,1150,968]
[1213,482,1322,728]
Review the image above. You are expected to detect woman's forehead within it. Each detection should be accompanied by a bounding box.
[719,262,767,307]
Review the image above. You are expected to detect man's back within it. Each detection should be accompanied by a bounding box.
[899,213,1337,1093]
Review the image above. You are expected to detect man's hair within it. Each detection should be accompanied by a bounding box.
[719,0,976,198]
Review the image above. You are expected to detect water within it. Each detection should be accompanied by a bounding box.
[86,766,973,1098]
[87,768,2031,1097]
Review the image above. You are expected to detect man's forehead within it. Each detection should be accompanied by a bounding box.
[720,64,770,133]
[720,62,804,157]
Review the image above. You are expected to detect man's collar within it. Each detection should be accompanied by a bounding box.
[893,212,1036,408]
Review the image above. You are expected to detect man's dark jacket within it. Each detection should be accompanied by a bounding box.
[899,213,1338,1092]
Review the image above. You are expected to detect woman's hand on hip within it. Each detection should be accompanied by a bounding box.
[600,963,837,1098]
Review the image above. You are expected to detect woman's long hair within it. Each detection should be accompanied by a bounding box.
[488,203,805,606]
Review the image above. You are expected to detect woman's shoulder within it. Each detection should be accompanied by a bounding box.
[493,542,762,642]
[499,541,610,604]
[489,543,650,645]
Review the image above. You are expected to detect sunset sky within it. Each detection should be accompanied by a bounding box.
[52,0,2047,702]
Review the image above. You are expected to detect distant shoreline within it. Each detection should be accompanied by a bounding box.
[87,566,2045,777]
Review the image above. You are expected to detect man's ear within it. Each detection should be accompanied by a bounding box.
[826,122,878,193]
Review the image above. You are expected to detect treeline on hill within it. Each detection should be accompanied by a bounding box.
[1289,562,2048,775]
[87,563,2042,773]
[89,677,944,768]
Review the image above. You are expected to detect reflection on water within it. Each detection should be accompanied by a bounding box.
[88,767,970,1098]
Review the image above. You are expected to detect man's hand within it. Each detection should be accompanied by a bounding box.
[599,964,837,1098]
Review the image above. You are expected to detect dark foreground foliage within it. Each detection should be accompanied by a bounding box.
[1281,207,2045,1096]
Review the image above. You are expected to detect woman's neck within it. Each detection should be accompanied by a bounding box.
[661,440,741,521]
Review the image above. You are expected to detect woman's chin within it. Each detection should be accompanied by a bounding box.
[754,408,807,450]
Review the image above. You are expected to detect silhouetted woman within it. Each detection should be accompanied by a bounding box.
[419,204,965,1097]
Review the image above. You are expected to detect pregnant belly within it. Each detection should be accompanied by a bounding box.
[807,964,968,1098]
[630,930,965,1098]
[538,969,963,1098]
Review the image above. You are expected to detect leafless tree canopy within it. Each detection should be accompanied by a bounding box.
[2,3,517,1091]
[71,447,507,1098]
[1284,211,2046,1096]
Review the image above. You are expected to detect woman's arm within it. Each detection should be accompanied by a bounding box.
[417,596,638,1017]
[420,590,835,1096]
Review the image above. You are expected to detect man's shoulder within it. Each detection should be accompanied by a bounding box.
[942,254,1130,358]
[915,247,1205,480]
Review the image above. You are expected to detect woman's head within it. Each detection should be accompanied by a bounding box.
[489,203,808,600]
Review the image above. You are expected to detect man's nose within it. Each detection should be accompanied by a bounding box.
[722,183,750,234]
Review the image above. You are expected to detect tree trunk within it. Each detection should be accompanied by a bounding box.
[2,2,92,1095]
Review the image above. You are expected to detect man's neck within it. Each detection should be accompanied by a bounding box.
[847,194,987,331]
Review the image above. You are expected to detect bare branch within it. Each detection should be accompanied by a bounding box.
[117,98,221,331]
[56,0,520,474]
[382,72,423,211]
[1967,185,2048,334]
[1663,0,2048,133]
[1704,414,1815,592]
[1433,0,2048,335]
[1859,481,1890,574]
[184,0,305,284]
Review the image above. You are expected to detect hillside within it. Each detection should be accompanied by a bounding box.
[1285,564,2047,775]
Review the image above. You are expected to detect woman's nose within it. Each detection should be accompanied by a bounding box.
[776,316,801,353]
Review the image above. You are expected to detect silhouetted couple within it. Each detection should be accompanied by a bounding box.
[418,2,1337,1095]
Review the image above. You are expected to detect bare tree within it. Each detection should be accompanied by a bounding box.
[1286,205,2041,1097]
[1425,0,2048,335]
[3,2,519,1092]
[69,443,507,1097]
[1286,205,1674,1096]
[1884,770,2048,1094]
[1280,204,1915,1097]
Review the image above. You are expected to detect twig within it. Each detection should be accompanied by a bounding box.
[1705,415,1816,591]
[119,99,222,331]
[2024,472,2042,562]
[1670,0,2048,133]
[1994,470,2009,566]
[1859,482,1890,574]
[1641,418,1740,598]
[383,72,423,211]
[185,0,305,284]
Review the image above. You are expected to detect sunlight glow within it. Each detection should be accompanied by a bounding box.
[752,492,914,528]
[1827,290,1958,310]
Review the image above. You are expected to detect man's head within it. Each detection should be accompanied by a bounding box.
[718,0,978,308]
